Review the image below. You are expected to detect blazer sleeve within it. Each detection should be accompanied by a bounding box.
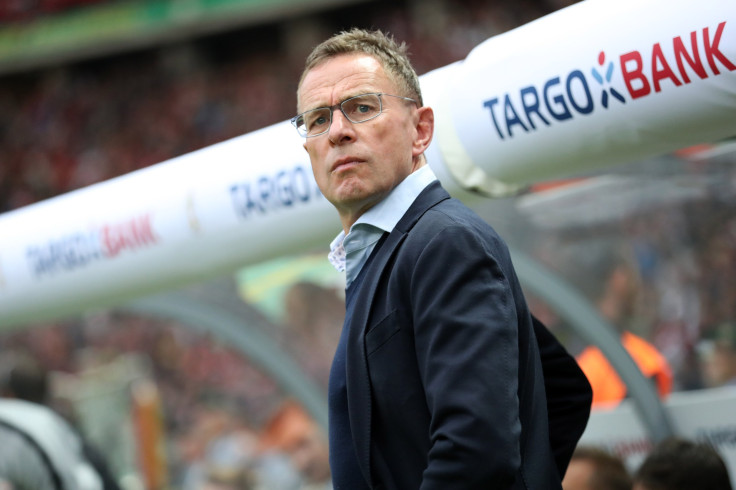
[532,315,593,478]
[408,223,523,489]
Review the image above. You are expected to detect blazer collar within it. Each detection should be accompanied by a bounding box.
[395,180,451,234]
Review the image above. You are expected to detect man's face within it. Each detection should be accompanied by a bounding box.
[298,53,431,228]
[562,458,594,490]
[288,429,331,483]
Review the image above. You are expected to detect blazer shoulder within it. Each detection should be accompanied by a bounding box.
[397,182,490,233]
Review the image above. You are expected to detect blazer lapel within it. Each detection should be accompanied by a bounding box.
[345,228,404,488]
[345,181,451,486]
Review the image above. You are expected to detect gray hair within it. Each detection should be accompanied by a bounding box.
[298,28,423,107]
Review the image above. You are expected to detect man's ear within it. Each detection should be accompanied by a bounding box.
[412,106,434,158]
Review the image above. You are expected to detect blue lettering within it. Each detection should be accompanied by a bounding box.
[65,234,90,268]
[26,247,44,276]
[503,94,528,137]
[258,176,271,209]
[544,77,573,121]
[292,166,312,202]
[64,236,81,268]
[482,98,504,140]
[229,184,244,216]
[486,68,598,140]
[231,166,319,219]
[26,232,102,277]
[566,70,594,114]
[520,86,550,129]
[230,181,263,218]
[275,170,294,207]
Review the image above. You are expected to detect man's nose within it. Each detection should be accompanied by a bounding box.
[327,108,355,143]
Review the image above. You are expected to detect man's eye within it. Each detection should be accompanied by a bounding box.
[357,104,370,113]
[307,114,329,129]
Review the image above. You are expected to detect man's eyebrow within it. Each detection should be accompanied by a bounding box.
[298,98,328,113]
[301,91,373,112]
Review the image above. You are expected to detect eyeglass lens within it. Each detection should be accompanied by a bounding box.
[298,93,382,137]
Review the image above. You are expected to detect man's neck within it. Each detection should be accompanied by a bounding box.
[337,159,427,233]
[337,194,385,234]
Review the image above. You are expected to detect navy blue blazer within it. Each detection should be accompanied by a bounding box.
[343,181,591,489]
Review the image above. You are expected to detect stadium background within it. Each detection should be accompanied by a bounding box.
[1,1,735,489]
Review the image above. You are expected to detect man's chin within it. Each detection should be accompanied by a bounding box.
[331,184,370,207]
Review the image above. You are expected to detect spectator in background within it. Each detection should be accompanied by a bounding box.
[178,405,262,490]
[576,260,673,407]
[699,322,736,388]
[0,352,120,490]
[0,353,105,489]
[0,399,104,490]
[633,438,733,490]
[258,400,331,490]
[0,351,49,405]
[200,464,256,490]
[562,446,632,490]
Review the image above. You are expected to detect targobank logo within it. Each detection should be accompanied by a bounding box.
[484,21,735,141]
[26,213,159,277]
[592,51,626,108]
[230,165,322,219]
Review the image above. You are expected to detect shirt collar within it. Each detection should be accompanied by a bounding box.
[328,165,437,272]
[352,164,437,233]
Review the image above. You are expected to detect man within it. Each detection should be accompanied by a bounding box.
[293,28,591,489]
[562,446,632,490]
[258,400,331,489]
[633,438,733,490]
[574,262,672,407]
[0,399,104,490]
[0,352,118,490]
[699,322,736,388]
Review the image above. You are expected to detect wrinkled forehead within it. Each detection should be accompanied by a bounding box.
[297,53,396,112]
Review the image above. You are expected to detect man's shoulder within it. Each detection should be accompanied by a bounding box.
[413,195,499,238]
[394,182,508,257]
[426,195,481,219]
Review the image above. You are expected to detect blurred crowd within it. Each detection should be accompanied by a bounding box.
[1,0,735,488]
[0,300,340,489]
[0,0,106,22]
[527,181,736,395]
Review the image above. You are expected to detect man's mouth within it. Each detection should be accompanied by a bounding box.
[331,157,363,172]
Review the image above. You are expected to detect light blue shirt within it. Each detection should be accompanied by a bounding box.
[328,165,437,287]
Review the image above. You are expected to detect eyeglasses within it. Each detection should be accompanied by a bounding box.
[291,92,417,138]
